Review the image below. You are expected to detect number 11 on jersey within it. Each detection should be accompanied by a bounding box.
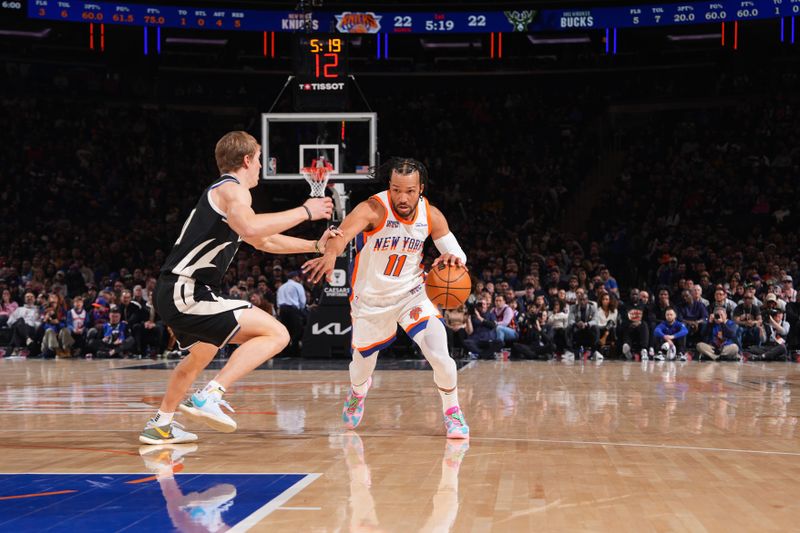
[383,254,407,277]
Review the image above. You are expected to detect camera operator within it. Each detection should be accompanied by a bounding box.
[697,307,739,361]
[512,309,555,360]
[749,307,790,361]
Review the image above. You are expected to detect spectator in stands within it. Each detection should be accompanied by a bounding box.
[6,292,41,357]
[444,304,471,354]
[118,289,144,353]
[780,275,796,303]
[591,292,618,359]
[766,283,787,311]
[710,286,736,317]
[678,289,707,347]
[517,284,536,314]
[599,266,619,298]
[698,272,714,300]
[464,300,503,359]
[276,270,307,355]
[697,308,740,361]
[568,288,598,356]
[565,275,579,305]
[0,289,18,329]
[39,293,68,358]
[692,285,709,308]
[733,293,762,348]
[140,288,166,357]
[65,295,89,357]
[89,304,136,358]
[620,291,650,361]
[638,290,650,308]
[249,292,275,316]
[653,307,688,361]
[487,294,518,344]
[649,288,671,330]
[547,299,569,353]
[738,285,763,307]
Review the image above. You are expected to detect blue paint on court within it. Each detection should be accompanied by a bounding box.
[0,473,310,531]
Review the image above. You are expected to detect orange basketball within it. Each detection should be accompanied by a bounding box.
[425,264,472,310]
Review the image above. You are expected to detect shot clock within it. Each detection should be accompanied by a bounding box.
[292,34,349,111]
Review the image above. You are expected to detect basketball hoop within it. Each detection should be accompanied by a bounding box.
[301,157,335,198]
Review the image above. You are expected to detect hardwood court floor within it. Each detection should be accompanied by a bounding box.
[1,358,799,532]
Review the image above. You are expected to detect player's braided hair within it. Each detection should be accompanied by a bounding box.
[373,157,429,191]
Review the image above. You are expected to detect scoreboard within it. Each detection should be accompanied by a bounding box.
[25,0,800,33]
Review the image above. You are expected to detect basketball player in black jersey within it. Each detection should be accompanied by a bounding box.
[140,131,336,445]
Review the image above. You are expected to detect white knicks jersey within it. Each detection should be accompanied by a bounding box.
[350,191,431,305]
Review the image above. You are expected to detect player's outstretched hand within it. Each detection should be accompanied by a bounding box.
[304,197,334,220]
[432,253,467,270]
[317,226,344,254]
[302,254,337,284]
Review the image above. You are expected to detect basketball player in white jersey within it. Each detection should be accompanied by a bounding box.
[303,158,469,438]
[140,131,337,445]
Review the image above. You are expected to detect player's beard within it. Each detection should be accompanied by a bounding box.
[392,200,417,220]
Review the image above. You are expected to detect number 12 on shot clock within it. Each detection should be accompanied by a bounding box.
[294,35,348,80]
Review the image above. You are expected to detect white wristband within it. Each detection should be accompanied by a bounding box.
[433,232,467,264]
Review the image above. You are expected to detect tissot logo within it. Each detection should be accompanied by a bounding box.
[299,82,346,91]
[312,322,352,335]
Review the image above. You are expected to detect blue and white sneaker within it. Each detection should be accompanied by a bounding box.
[178,392,237,433]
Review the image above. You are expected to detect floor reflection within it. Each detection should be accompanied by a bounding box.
[139,444,237,532]
[336,433,469,533]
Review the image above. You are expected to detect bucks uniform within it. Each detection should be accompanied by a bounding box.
[155,175,251,349]
[350,191,441,356]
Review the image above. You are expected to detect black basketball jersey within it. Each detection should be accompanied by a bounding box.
[160,175,243,288]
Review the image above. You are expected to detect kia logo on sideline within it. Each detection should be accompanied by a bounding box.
[312,322,352,335]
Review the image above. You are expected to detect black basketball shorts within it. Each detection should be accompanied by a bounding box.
[155,274,252,350]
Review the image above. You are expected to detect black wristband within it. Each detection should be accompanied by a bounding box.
[302,205,312,220]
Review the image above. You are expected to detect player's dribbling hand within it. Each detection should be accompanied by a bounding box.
[304,197,334,220]
[432,253,467,270]
[302,254,337,284]
[317,226,344,253]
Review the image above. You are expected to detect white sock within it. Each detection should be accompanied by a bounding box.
[153,410,174,426]
[199,379,225,399]
[439,387,459,412]
[352,379,370,396]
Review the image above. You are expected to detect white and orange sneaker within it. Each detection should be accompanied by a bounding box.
[443,406,470,439]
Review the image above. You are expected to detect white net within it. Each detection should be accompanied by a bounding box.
[301,158,334,198]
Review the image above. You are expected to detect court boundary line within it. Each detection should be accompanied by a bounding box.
[228,473,321,532]
[0,472,320,475]
[469,435,800,457]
